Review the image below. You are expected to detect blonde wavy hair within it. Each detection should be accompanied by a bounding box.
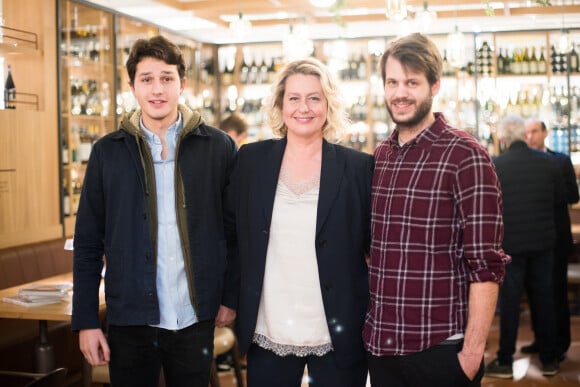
[263,57,349,143]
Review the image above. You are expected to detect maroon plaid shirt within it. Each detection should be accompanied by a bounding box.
[364,113,509,356]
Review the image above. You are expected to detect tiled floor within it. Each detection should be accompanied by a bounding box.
[217,313,580,386]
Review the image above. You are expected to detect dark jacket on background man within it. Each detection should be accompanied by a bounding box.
[226,138,373,367]
[547,148,579,256]
[493,140,566,254]
[72,104,238,331]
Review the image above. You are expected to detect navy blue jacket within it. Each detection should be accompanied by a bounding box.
[493,141,566,254]
[72,106,237,330]
[225,138,373,367]
[547,149,579,256]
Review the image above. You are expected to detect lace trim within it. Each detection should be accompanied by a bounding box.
[279,166,320,196]
[253,333,333,357]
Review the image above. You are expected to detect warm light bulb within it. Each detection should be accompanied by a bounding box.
[385,0,408,21]
[415,1,436,33]
[558,29,572,54]
[446,26,466,68]
[283,24,314,61]
[229,13,252,39]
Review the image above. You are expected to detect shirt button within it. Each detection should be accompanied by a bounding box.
[386,338,393,345]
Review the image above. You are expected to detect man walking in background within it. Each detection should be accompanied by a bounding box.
[486,115,566,378]
[522,118,579,361]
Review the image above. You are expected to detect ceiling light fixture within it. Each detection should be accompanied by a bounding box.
[415,1,436,34]
[558,28,572,54]
[446,25,466,68]
[397,17,412,38]
[558,15,572,53]
[385,0,407,21]
[283,24,314,61]
[309,0,336,7]
[229,12,252,39]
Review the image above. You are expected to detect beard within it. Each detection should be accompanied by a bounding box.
[386,94,433,129]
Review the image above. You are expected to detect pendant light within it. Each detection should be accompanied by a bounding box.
[415,1,436,34]
[283,23,314,61]
[558,16,572,54]
[229,12,252,39]
[446,25,466,68]
[385,0,407,22]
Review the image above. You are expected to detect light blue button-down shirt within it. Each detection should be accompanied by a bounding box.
[141,114,197,330]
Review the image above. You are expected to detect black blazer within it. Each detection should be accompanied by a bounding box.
[493,141,566,254]
[226,137,373,367]
[547,149,579,256]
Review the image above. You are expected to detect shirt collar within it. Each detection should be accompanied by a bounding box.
[388,112,449,151]
[139,112,183,144]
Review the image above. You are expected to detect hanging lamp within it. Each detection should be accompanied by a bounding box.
[446,25,466,68]
[415,1,436,34]
[385,0,407,21]
[229,12,252,39]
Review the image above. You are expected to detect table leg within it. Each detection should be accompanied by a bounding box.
[35,320,55,373]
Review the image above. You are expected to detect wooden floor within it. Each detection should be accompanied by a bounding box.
[216,312,580,386]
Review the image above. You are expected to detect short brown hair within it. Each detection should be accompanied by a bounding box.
[379,33,442,87]
[126,35,186,85]
[219,114,248,136]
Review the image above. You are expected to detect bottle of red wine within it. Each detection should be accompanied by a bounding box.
[4,64,16,109]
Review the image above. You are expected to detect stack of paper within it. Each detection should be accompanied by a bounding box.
[3,283,72,307]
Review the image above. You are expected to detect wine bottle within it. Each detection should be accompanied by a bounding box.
[239,57,250,84]
[62,134,69,165]
[4,64,16,109]
[63,178,71,217]
[538,46,547,74]
[521,47,530,75]
[357,53,367,80]
[551,45,560,74]
[442,49,449,76]
[259,58,269,84]
[529,46,539,75]
[248,59,258,84]
[570,43,579,73]
[497,48,505,75]
[511,48,521,75]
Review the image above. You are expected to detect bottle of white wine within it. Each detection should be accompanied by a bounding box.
[4,64,16,109]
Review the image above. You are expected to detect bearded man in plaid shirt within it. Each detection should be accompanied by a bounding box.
[364,33,510,387]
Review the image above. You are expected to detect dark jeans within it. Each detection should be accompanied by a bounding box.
[107,320,215,387]
[498,250,558,365]
[246,344,368,387]
[527,246,571,355]
[367,340,484,387]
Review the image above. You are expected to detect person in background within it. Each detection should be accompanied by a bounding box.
[486,115,565,378]
[216,114,249,373]
[521,118,579,361]
[226,57,373,387]
[72,35,238,387]
[364,33,509,386]
[220,113,249,147]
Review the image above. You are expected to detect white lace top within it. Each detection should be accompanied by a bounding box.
[253,170,333,357]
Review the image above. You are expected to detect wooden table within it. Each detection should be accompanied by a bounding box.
[0,273,105,373]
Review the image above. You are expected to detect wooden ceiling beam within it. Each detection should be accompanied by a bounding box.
[152,0,580,29]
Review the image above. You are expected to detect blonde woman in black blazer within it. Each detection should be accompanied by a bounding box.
[225,58,373,387]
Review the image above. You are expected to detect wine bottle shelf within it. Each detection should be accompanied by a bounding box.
[1,91,39,110]
[0,25,39,52]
